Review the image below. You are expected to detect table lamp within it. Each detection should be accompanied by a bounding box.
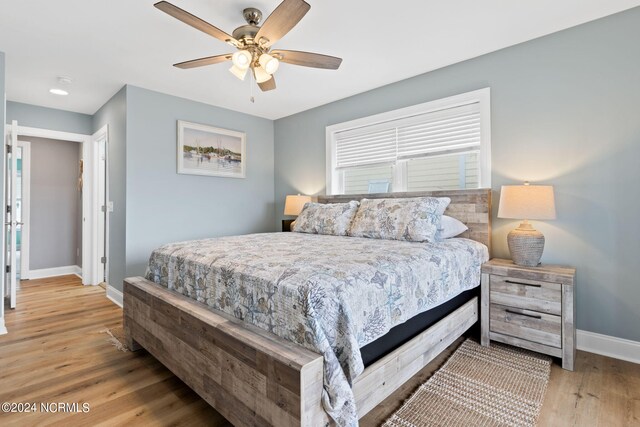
[498,182,556,266]
[283,194,312,231]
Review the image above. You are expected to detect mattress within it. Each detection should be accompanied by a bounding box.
[145,232,489,425]
[360,287,479,367]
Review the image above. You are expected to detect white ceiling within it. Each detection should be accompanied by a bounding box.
[1,0,639,120]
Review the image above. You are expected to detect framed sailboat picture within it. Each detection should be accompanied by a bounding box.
[177,120,246,178]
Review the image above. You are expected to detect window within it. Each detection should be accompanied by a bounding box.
[326,88,491,195]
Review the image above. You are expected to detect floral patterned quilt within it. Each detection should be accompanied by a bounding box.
[145,232,489,426]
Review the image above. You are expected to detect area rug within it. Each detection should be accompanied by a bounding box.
[99,326,130,352]
[383,339,551,427]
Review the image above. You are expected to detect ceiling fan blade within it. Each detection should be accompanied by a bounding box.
[270,50,342,70]
[258,76,276,92]
[174,54,233,69]
[154,1,239,47]
[255,0,310,47]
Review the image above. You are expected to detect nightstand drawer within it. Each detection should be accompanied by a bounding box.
[490,275,561,315]
[490,303,561,348]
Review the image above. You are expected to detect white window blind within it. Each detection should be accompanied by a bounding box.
[335,128,396,168]
[396,103,480,159]
[327,88,491,195]
[334,103,480,169]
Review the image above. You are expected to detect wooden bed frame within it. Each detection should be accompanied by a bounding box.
[123,189,492,426]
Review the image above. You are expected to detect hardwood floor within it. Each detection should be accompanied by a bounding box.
[1,276,638,426]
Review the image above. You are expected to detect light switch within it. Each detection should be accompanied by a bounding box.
[108,201,114,212]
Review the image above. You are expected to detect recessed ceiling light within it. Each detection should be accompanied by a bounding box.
[49,88,69,96]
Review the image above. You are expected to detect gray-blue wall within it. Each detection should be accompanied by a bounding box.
[124,86,275,283]
[92,87,127,290]
[274,8,640,341]
[22,136,81,270]
[6,101,92,135]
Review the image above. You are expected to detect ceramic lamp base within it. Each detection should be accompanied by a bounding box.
[507,221,545,267]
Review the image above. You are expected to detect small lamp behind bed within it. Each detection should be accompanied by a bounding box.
[498,182,556,267]
[283,194,312,231]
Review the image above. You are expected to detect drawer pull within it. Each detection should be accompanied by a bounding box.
[505,279,541,288]
[505,308,542,320]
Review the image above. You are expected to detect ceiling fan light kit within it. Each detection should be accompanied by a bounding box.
[253,66,272,84]
[154,0,342,92]
[231,50,252,70]
[229,64,248,81]
[259,53,279,74]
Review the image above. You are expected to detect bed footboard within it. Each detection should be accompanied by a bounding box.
[123,277,329,427]
[124,276,478,426]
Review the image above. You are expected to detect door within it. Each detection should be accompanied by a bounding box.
[16,141,31,280]
[88,125,108,286]
[4,121,19,308]
[97,138,106,283]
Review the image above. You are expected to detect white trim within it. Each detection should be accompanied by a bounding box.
[106,284,123,308]
[0,318,6,335]
[577,329,640,365]
[8,120,18,308]
[29,265,82,280]
[5,124,87,143]
[91,125,109,286]
[325,88,492,195]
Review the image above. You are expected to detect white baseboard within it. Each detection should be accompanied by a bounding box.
[106,285,123,308]
[29,265,82,280]
[577,329,640,364]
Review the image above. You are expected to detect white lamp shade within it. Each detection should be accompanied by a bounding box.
[284,195,312,216]
[229,64,248,80]
[259,53,279,74]
[498,184,556,220]
[253,66,272,83]
[232,50,252,70]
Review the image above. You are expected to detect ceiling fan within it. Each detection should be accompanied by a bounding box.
[154,0,342,92]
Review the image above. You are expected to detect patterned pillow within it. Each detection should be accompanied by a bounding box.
[292,201,360,236]
[348,197,451,242]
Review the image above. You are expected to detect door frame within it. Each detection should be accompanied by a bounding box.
[91,125,109,285]
[3,123,103,286]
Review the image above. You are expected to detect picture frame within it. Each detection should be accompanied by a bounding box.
[177,120,246,178]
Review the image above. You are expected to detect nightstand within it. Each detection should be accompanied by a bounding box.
[480,258,576,371]
[282,219,294,232]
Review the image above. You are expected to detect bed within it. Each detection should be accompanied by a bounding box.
[123,189,492,426]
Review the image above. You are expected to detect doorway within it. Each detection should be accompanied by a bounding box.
[2,121,108,314]
[17,136,82,281]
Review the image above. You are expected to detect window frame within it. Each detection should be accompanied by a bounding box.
[325,88,491,195]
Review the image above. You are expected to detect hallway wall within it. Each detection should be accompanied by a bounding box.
[21,136,82,270]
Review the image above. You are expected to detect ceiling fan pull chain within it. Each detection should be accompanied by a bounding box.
[250,72,255,103]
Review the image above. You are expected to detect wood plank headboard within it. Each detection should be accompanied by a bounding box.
[317,189,492,254]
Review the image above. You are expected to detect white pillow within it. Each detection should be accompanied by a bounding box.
[437,215,468,240]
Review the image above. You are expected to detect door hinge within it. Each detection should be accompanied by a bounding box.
[6,205,11,214]
[6,145,11,154]
[5,265,10,273]
[101,256,107,264]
